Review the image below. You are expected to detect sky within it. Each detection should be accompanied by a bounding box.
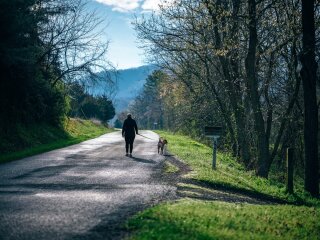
[87,0,172,69]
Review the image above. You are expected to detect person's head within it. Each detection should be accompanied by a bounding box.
[127,113,132,119]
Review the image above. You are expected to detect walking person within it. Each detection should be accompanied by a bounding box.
[122,113,138,157]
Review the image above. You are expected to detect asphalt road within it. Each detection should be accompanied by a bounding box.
[0,130,176,240]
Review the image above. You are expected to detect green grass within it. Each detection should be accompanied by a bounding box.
[155,131,319,206]
[128,199,320,240]
[0,118,113,163]
[163,161,180,174]
[127,130,320,240]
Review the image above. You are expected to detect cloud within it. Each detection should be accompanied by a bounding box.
[95,0,141,12]
[141,0,175,11]
[95,0,175,12]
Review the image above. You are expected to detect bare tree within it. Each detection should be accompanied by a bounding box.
[134,0,315,180]
[38,0,114,89]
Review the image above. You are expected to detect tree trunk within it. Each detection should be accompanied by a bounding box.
[217,55,252,166]
[203,0,251,163]
[245,0,270,178]
[301,0,319,197]
[203,61,239,157]
[208,6,252,166]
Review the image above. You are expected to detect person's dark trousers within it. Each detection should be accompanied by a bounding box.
[125,136,135,153]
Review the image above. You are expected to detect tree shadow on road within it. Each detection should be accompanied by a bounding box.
[130,157,157,164]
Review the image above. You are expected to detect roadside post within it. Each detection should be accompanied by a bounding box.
[204,126,222,170]
[153,122,158,130]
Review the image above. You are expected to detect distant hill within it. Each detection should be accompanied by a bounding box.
[116,65,157,98]
[87,65,157,114]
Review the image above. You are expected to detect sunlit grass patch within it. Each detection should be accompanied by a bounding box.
[155,131,320,206]
[128,199,320,240]
[127,131,319,240]
[163,161,180,174]
[0,118,113,163]
[65,118,111,140]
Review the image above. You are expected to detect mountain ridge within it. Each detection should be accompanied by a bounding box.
[87,64,157,114]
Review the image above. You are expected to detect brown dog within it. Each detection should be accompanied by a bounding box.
[157,137,168,155]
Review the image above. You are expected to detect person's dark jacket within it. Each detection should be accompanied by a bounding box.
[122,117,138,138]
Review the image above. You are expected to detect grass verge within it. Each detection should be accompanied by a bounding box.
[155,131,319,206]
[163,161,180,174]
[127,130,320,240]
[0,118,113,163]
[129,199,319,240]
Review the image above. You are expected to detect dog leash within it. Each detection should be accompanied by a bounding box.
[137,133,157,141]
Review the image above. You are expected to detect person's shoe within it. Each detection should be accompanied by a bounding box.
[125,153,129,156]
[129,153,132,157]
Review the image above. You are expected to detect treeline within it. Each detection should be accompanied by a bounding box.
[0,0,115,132]
[68,82,115,123]
[130,0,319,196]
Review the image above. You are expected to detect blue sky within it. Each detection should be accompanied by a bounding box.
[87,0,173,69]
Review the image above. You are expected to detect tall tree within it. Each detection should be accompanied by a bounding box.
[301,0,319,196]
[0,0,113,130]
[245,0,270,177]
[130,70,165,129]
[68,82,115,123]
[134,0,316,180]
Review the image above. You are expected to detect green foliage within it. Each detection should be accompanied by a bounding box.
[128,200,320,240]
[130,70,166,129]
[133,0,318,184]
[130,69,225,144]
[0,0,69,129]
[68,82,115,123]
[1,0,47,125]
[0,0,113,140]
[114,119,123,128]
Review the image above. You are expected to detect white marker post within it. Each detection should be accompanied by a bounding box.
[153,122,158,130]
[204,126,222,170]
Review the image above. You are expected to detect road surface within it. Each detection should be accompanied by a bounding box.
[0,130,175,240]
